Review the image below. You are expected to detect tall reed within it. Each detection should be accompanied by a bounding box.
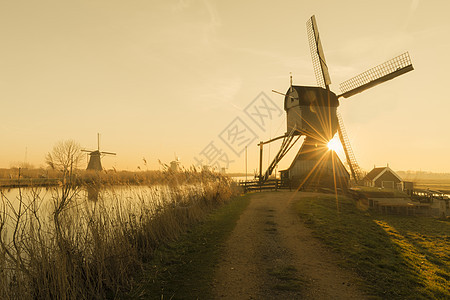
[0,169,237,299]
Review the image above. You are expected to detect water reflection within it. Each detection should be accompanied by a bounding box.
[86,185,99,201]
[0,184,207,247]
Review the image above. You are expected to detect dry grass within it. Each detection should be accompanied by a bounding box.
[0,169,238,299]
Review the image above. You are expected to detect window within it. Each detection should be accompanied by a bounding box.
[382,181,394,189]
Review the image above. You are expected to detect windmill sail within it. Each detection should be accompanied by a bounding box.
[100,151,116,155]
[336,112,362,182]
[307,15,331,89]
[338,52,413,98]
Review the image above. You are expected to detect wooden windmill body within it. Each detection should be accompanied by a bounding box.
[260,15,414,189]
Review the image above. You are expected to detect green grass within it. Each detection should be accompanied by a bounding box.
[128,194,251,299]
[295,194,449,299]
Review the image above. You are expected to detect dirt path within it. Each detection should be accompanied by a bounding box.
[213,191,367,299]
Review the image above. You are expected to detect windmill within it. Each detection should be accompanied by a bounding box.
[170,153,181,172]
[259,15,413,189]
[82,133,116,171]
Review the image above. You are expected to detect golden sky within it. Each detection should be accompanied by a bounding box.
[0,0,449,173]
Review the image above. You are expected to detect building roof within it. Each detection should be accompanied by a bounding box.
[365,167,386,180]
[364,166,403,183]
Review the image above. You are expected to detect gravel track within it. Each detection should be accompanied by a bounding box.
[213,191,367,299]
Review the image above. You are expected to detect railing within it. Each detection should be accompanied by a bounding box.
[238,179,291,192]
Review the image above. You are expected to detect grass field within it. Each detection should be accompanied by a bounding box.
[295,194,449,299]
[414,180,450,192]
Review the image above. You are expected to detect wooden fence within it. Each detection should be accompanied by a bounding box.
[237,179,292,192]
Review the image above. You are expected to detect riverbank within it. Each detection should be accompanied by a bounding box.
[0,178,60,188]
[0,170,238,299]
[0,168,227,188]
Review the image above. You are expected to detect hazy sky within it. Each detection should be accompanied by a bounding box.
[1,0,449,173]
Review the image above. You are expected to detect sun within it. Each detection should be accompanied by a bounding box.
[327,136,341,152]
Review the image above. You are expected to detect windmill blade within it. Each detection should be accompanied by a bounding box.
[338,52,413,99]
[336,112,362,182]
[306,15,331,89]
[81,149,95,153]
[101,151,116,155]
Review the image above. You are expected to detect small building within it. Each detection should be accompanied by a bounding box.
[364,165,403,189]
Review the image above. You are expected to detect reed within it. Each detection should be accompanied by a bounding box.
[0,169,238,299]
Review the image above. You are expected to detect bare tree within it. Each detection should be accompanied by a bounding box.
[46,140,83,175]
[45,140,84,236]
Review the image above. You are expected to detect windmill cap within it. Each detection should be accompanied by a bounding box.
[284,86,339,110]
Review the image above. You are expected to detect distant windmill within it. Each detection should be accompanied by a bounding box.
[259,15,413,188]
[170,153,181,172]
[82,133,116,171]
